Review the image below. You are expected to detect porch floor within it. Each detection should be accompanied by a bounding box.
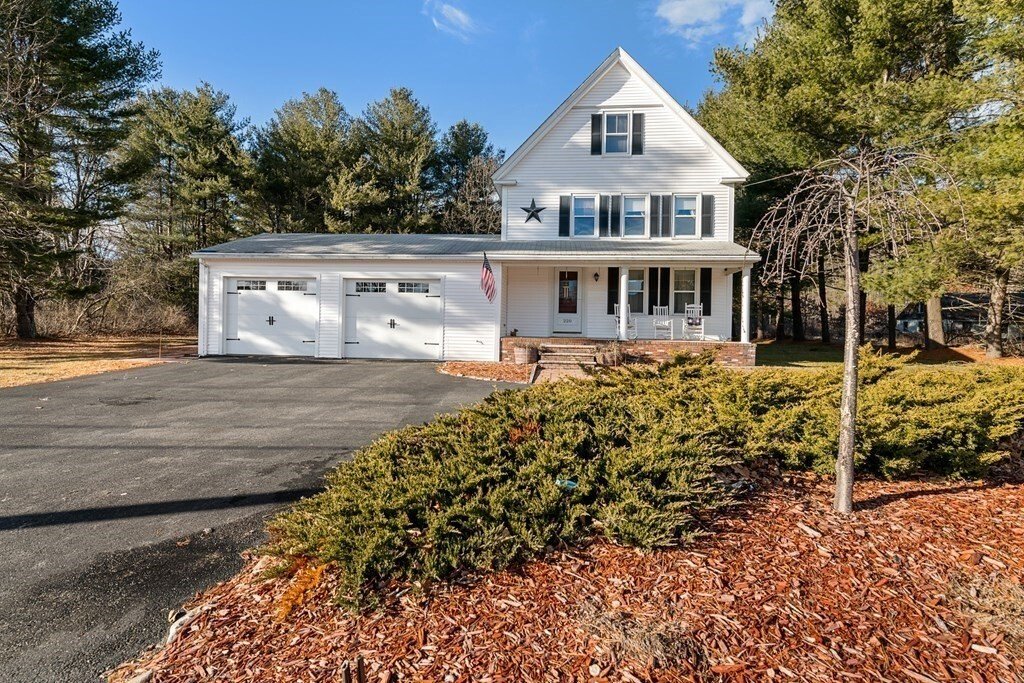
[500,336,756,367]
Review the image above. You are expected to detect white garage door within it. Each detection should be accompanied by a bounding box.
[343,279,441,359]
[224,278,318,356]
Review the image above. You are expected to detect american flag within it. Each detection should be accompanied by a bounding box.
[480,253,496,303]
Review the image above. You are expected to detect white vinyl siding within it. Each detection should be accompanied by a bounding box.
[502,63,735,241]
[198,259,497,361]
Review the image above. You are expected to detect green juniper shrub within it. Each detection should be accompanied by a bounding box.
[268,351,1024,605]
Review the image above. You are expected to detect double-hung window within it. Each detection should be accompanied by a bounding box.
[604,113,629,154]
[673,195,698,237]
[622,195,646,237]
[572,195,596,237]
[627,269,645,314]
[672,269,697,314]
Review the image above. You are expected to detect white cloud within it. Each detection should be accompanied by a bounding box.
[423,1,481,42]
[655,0,773,46]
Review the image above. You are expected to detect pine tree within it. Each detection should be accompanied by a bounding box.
[935,0,1024,357]
[0,0,158,337]
[328,87,436,232]
[252,88,351,233]
[434,120,500,216]
[117,85,252,316]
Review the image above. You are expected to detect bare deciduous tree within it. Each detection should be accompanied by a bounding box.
[752,147,958,513]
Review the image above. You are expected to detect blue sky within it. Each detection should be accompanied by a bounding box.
[117,1,772,155]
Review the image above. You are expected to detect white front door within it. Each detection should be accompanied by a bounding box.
[343,279,442,359]
[553,269,582,334]
[224,278,318,356]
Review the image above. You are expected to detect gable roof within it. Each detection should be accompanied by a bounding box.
[492,47,749,183]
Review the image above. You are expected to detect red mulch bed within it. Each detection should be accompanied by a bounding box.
[438,361,534,384]
[110,474,1024,682]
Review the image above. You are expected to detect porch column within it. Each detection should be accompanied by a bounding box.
[740,266,751,343]
[618,266,630,340]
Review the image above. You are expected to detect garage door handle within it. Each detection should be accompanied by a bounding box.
[426,295,440,298]
[303,292,317,296]
[345,293,360,297]
[302,340,315,343]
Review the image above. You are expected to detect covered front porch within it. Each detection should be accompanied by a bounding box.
[497,262,753,343]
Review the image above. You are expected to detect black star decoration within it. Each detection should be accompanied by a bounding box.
[521,198,545,223]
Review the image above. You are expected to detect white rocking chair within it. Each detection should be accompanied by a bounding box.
[681,303,705,340]
[613,304,638,340]
[652,305,673,339]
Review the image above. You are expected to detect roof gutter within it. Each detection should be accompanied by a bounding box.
[191,251,761,263]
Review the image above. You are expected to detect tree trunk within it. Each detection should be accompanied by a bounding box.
[835,223,859,515]
[14,286,38,339]
[774,283,786,340]
[887,304,897,350]
[985,269,1010,359]
[817,253,830,344]
[925,296,945,349]
[790,266,805,342]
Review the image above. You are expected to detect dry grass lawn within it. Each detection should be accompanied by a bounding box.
[0,336,196,388]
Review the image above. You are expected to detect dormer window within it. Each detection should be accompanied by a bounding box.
[604,114,629,154]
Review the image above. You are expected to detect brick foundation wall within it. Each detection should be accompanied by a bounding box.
[500,337,757,367]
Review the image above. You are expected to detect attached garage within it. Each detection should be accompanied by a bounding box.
[343,279,442,359]
[224,277,318,356]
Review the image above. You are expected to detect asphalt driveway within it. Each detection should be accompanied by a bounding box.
[0,358,511,682]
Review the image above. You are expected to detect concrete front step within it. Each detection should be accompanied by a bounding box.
[538,358,597,367]
[539,344,598,352]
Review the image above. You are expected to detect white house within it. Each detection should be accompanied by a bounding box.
[194,48,760,364]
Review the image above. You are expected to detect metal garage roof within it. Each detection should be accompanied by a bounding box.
[193,233,759,262]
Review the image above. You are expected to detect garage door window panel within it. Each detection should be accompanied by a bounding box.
[277,280,308,291]
[398,282,430,294]
[356,281,387,293]
[237,280,266,291]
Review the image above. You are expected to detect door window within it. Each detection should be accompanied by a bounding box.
[558,271,579,314]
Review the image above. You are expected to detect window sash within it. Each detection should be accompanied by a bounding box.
[622,195,646,237]
[673,195,698,237]
[627,268,645,313]
[604,113,629,154]
[672,269,697,314]
[572,195,597,236]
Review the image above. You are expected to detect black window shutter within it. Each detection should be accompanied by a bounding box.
[700,268,712,316]
[659,267,670,308]
[599,195,610,237]
[591,114,602,155]
[631,113,644,155]
[648,267,658,314]
[610,195,621,237]
[558,195,570,237]
[607,267,619,315]
[661,194,673,237]
[701,194,715,238]
[650,195,661,237]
